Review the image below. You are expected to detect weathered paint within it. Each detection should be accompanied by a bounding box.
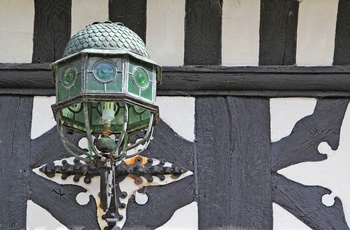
[71,0,108,36]
[296,0,338,66]
[0,0,34,63]
[118,168,193,229]
[222,0,260,66]
[146,0,185,66]
[32,156,192,229]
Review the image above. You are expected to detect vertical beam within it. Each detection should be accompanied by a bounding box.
[333,0,350,65]
[0,96,33,229]
[259,0,299,65]
[108,0,147,42]
[184,0,222,65]
[32,0,71,63]
[196,97,272,229]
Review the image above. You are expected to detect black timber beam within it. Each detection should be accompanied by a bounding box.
[108,0,147,42]
[259,0,299,65]
[0,96,33,229]
[32,0,71,63]
[196,97,272,228]
[184,0,222,65]
[1,63,350,97]
[333,0,350,65]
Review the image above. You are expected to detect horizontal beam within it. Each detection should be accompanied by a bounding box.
[1,63,350,97]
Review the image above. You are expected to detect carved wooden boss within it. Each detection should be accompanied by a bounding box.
[40,21,189,229]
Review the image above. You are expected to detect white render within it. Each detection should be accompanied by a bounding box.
[156,96,195,142]
[31,96,56,139]
[156,202,198,230]
[0,0,34,63]
[296,0,338,66]
[146,0,185,66]
[71,0,108,36]
[27,200,68,230]
[273,203,311,230]
[222,0,260,66]
[270,98,316,142]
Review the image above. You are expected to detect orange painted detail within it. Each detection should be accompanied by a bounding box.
[123,155,148,165]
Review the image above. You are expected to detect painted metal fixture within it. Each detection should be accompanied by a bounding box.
[50,21,163,229]
[51,21,161,164]
[39,155,187,228]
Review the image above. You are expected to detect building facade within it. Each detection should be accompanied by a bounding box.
[1,0,350,229]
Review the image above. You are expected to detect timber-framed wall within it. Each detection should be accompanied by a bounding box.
[1,0,350,229]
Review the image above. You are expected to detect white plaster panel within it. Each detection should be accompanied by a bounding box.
[71,0,108,36]
[156,202,198,230]
[156,97,195,142]
[273,203,311,229]
[278,102,350,225]
[0,0,34,63]
[146,0,185,66]
[296,0,338,66]
[27,200,68,230]
[222,0,260,66]
[270,98,316,142]
[31,96,56,139]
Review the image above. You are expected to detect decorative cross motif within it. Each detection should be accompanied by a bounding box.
[271,98,350,228]
[39,155,191,229]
